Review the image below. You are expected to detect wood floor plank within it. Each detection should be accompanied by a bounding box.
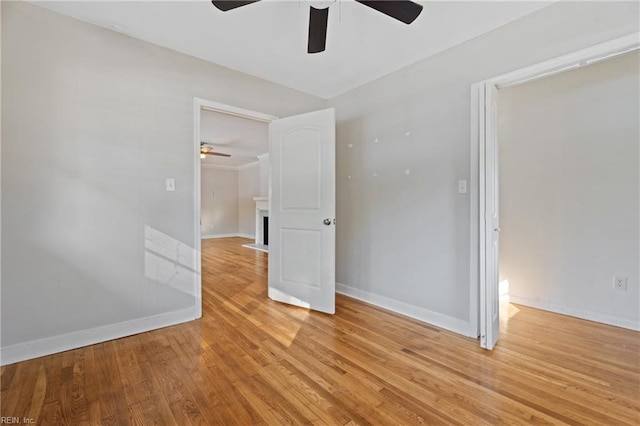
[1,237,638,425]
[7,359,41,418]
[26,361,47,421]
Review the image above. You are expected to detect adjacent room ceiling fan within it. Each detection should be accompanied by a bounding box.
[201,142,231,158]
[210,0,423,53]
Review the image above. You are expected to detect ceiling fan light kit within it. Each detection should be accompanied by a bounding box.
[200,142,232,158]
[211,0,423,54]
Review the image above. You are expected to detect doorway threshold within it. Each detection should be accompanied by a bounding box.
[242,243,268,253]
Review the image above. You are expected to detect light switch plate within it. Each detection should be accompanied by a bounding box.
[458,179,467,194]
[165,178,175,192]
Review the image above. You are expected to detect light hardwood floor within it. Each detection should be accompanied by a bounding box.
[1,237,639,425]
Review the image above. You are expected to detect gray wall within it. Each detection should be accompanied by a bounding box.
[201,167,239,237]
[498,52,639,328]
[238,163,260,237]
[1,1,325,349]
[328,1,639,332]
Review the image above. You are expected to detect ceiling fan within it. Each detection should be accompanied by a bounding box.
[201,142,231,158]
[210,0,423,54]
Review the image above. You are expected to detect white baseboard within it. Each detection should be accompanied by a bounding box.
[201,233,254,239]
[507,295,640,331]
[336,283,475,337]
[242,243,268,253]
[0,307,197,366]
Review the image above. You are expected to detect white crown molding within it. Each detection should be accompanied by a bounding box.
[201,163,240,171]
[237,161,260,170]
[201,161,260,171]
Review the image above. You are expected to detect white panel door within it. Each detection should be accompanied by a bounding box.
[481,83,500,349]
[268,108,335,314]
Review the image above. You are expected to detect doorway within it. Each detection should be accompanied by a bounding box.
[470,33,639,349]
[497,51,639,330]
[193,98,278,318]
[193,100,338,317]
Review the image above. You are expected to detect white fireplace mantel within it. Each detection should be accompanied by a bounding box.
[253,197,269,248]
[254,196,268,212]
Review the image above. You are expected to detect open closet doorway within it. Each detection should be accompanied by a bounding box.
[470,33,639,350]
[497,50,639,332]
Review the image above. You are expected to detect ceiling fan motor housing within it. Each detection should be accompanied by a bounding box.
[211,0,423,54]
[307,0,337,10]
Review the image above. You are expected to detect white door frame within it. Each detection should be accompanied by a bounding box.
[193,98,278,318]
[469,33,639,344]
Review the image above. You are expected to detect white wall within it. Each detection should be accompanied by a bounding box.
[498,52,639,329]
[328,1,639,334]
[201,167,239,237]
[258,155,270,197]
[200,162,262,239]
[1,1,325,363]
[238,163,260,237]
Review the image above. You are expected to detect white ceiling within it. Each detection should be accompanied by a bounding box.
[32,0,552,99]
[200,109,268,167]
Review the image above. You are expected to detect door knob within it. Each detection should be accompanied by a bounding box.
[494,227,501,232]
[323,218,332,225]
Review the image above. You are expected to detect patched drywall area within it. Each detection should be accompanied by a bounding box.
[498,51,639,329]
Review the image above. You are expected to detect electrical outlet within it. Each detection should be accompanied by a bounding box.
[613,275,628,291]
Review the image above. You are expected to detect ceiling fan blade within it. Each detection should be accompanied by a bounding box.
[355,0,423,24]
[203,151,232,157]
[308,6,329,54]
[211,0,261,12]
